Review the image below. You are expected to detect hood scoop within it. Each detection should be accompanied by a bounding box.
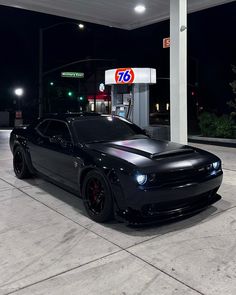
[151,148,195,159]
[106,143,150,158]
[105,143,195,160]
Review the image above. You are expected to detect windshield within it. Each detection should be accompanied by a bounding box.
[72,116,147,143]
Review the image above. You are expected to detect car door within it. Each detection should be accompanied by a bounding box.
[29,119,78,190]
[28,119,51,175]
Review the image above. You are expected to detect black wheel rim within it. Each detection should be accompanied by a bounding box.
[85,177,105,215]
[14,151,23,175]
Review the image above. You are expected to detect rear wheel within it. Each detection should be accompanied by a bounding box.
[13,146,31,179]
[82,170,113,223]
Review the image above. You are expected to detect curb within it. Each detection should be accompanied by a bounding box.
[188,135,236,148]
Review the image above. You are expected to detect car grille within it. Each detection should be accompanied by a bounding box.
[149,165,216,188]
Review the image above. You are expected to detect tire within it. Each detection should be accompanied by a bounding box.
[82,170,113,223]
[13,146,31,179]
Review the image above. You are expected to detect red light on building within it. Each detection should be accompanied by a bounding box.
[87,93,111,101]
[15,111,22,119]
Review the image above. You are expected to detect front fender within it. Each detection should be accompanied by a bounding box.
[78,151,134,213]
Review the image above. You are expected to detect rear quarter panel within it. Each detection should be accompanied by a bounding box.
[10,126,29,151]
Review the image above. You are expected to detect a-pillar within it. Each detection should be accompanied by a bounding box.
[170,0,187,144]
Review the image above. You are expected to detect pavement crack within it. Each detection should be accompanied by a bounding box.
[3,249,123,295]
[0,177,125,250]
[125,249,205,295]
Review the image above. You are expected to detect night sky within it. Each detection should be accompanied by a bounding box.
[0,2,235,118]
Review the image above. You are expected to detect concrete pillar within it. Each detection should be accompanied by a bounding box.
[111,85,117,115]
[170,0,187,144]
[133,84,149,128]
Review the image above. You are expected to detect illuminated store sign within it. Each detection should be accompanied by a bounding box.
[105,68,156,85]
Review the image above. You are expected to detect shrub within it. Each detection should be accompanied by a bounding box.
[214,115,234,138]
[198,112,217,137]
[199,112,235,138]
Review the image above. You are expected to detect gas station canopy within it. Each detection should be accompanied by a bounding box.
[1,0,234,30]
[1,0,234,145]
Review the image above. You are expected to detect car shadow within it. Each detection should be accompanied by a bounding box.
[22,176,229,239]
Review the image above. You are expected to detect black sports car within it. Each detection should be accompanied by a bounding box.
[10,113,223,223]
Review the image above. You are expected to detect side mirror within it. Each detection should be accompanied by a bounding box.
[49,135,72,149]
[49,135,61,144]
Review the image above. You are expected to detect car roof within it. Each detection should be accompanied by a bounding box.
[41,112,110,122]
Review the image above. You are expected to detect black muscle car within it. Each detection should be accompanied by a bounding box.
[9,113,223,223]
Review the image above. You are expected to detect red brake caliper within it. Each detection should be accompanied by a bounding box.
[91,179,99,203]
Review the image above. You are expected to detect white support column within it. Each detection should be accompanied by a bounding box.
[111,85,116,114]
[170,0,187,144]
[133,84,149,128]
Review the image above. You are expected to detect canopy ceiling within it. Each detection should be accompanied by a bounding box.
[0,0,234,29]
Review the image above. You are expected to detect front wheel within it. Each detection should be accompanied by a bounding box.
[82,170,113,223]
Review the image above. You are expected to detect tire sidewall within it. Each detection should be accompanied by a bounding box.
[13,146,29,179]
[82,170,113,223]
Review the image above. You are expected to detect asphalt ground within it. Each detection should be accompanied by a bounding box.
[0,129,235,295]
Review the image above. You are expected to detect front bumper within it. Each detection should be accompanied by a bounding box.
[114,172,223,224]
[116,191,221,225]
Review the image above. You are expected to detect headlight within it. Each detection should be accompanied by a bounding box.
[136,174,147,185]
[213,161,220,170]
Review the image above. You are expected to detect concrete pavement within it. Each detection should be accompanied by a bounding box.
[0,130,235,295]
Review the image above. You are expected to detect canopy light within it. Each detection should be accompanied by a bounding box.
[134,4,146,14]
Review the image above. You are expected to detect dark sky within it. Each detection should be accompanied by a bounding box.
[0,2,235,115]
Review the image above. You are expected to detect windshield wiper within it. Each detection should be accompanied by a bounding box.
[128,134,149,140]
[85,139,111,144]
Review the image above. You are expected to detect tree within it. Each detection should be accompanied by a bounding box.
[227,64,236,119]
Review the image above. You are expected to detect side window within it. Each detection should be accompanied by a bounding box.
[45,120,72,142]
[36,120,50,136]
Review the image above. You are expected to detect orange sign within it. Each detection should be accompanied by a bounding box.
[163,37,170,48]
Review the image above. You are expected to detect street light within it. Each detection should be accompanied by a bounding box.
[14,88,24,97]
[14,87,24,125]
[38,22,84,117]
[14,87,24,110]
[78,23,84,29]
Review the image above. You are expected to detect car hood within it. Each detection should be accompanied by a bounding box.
[87,138,214,171]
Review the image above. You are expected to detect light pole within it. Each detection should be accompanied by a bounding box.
[38,22,85,118]
[14,87,24,110]
[14,87,24,126]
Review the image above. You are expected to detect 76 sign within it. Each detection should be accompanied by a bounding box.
[115,68,135,84]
